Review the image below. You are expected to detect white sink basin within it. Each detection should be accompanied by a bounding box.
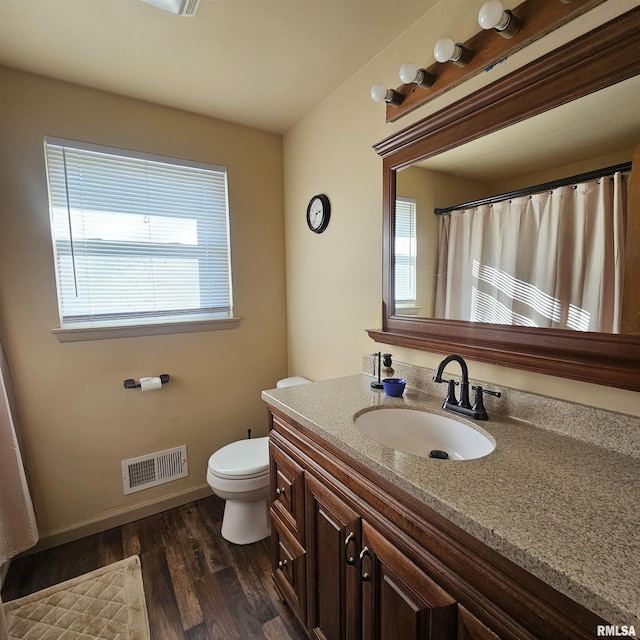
[354,408,495,460]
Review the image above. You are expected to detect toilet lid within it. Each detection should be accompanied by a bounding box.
[208,436,269,479]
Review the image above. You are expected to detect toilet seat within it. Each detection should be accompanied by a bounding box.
[206,378,310,544]
[207,436,269,480]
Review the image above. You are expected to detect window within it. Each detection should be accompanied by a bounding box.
[44,138,235,340]
[394,197,417,309]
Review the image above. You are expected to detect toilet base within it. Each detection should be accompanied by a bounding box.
[221,497,270,545]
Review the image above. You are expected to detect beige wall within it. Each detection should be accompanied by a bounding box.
[0,67,288,542]
[283,0,640,415]
[495,147,635,194]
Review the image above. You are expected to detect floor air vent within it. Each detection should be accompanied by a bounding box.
[122,445,188,495]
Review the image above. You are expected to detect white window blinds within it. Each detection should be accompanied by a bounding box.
[44,138,232,329]
[394,198,417,306]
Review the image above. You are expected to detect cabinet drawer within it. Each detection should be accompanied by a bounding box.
[271,510,306,625]
[270,440,305,543]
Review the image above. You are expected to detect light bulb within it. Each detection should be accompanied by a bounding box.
[434,38,456,63]
[478,1,522,38]
[370,83,389,102]
[398,63,435,89]
[478,1,507,30]
[434,38,473,66]
[370,83,403,106]
[399,62,419,84]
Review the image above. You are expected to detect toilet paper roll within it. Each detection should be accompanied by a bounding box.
[140,376,163,392]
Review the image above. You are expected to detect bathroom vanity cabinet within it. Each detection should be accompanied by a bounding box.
[267,406,604,640]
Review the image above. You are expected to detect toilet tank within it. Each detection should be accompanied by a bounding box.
[276,376,311,388]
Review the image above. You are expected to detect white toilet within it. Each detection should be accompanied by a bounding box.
[206,376,310,545]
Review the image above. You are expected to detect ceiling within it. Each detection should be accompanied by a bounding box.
[0,0,437,134]
[418,73,640,183]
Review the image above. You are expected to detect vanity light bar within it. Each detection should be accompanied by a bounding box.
[374,0,607,122]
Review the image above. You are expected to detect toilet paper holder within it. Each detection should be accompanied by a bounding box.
[123,374,170,389]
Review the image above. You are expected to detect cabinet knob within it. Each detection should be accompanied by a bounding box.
[358,547,370,582]
[275,487,287,498]
[278,559,288,570]
[344,532,356,566]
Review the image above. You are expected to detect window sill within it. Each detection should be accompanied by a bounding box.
[52,317,241,343]
[395,305,422,316]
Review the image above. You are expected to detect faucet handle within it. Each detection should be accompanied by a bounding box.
[472,385,501,399]
[471,386,502,420]
[442,379,459,406]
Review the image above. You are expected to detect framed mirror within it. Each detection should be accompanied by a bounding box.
[369,9,640,392]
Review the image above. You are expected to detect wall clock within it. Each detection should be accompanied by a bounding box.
[306,194,331,234]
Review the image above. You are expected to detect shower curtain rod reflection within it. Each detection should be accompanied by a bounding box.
[433,161,632,215]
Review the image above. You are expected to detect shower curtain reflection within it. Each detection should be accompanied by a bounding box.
[434,172,629,333]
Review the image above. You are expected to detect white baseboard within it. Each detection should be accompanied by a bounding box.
[26,484,213,554]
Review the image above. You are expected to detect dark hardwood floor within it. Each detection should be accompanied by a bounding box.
[2,495,306,640]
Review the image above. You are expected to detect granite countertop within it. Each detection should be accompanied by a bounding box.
[262,374,640,628]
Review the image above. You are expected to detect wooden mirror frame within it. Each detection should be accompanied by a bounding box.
[369,8,640,392]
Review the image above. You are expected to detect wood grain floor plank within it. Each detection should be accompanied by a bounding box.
[195,494,225,532]
[53,533,100,584]
[141,548,185,640]
[98,525,124,567]
[196,571,242,639]
[162,503,221,580]
[164,535,205,631]
[198,516,235,575]
[163,504,198,548]
[1,549,56,600]
[263,614,303,640]
[2,496,307,640]
[183,622,210,640]
[123,512,165,556]
[243,538,282,604]
[193,497,232,575]
[224,542,279,625]
[177,501,218,542]
[260,573,308,640]
[214,566,266,640]
[162,507,208,578]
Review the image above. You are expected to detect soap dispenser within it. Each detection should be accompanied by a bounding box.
[382,353,394,379]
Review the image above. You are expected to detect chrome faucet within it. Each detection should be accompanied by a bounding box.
[433,354,501,420]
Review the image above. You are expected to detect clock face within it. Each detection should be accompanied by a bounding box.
[306,194,330,233]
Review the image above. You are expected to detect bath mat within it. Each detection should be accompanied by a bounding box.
[4,555,150,639]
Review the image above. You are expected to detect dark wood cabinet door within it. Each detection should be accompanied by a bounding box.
[361,521,457,640]
[305,473,362,640]
[270,441,305,543]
